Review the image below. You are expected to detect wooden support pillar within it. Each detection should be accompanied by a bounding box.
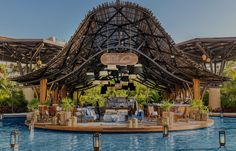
[40,79,47,103]
[53,87,59,104]
[60,85,67,100]
[193,79,200,100]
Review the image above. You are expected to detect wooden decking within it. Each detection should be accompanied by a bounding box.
[29,119,214,133]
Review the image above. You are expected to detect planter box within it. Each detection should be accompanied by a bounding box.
[201,113,208,121]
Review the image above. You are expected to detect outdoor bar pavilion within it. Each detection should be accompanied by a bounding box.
[1,1,236,132]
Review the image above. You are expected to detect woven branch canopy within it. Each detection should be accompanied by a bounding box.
[9,1,229,91]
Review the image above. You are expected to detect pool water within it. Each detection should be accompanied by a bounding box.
[0,117,235,151]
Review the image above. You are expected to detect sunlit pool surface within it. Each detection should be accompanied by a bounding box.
[0,117,235,151]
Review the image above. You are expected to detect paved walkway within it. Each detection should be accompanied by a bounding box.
[210,112,236,117]
[1,112,27,117]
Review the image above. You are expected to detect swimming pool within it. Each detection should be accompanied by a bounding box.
[0,117,235,151]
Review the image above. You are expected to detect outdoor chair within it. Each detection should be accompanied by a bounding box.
[133,109,144,122]
[175,107,190,122]
[147,106,158,121]
[103,109,118,122]
[82,107,98,122]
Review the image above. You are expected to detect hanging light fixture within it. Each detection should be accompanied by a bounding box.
[201,54,207,61]
[115,81,122,89]
[107,65,118,70]
[99,71,108,77]
[163,124,169,137]
[206,57,211,63]
[121,75,129,86]
[93,133,101,151]
[86,72,95,81]
[134,64,143,74]
[119,66,129,73]
[10,130,20,149]
[219,130,226,148]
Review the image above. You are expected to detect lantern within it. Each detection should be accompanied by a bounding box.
[93,80,101,85]
[206,58,211,63]
[201,54,207,61]
[219,131,226,147]
[10,130,20,148]
[86,72,95,81]
[129,74,137,80]
[134,64,143,74]
[99,71,108,77]
[36,59,42,66]
[163,124,169,137]
[107,65,118,70]
[121,76,129,86]
[93,133,101,151]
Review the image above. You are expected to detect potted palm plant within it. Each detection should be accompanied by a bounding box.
[60,97,74,126]
[27,98,39,123]
[200,105,209,121]
[27,98,39,111]
[190,99,202,120]
[161,100,173,125]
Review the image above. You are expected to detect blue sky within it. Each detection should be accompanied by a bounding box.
[0,0,236,43]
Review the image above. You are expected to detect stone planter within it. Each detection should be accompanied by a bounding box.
[26,112,34,122]
[66,118,72,126]
[52,116,58,125]
[162,111,174,126]
[128,119,133,128]
[201,113,208,121]
[132,118,138,128]
[72,116,77,126]
[195,113,201,121]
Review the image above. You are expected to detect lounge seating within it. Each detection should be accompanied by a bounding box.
[117,109,128,122]
[147,106,158,121]
[83,107,98,121]
[175,107,190,122]
[133,110,144,121]
[103,109,118,122]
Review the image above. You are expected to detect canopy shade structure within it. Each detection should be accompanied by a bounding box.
[10,1,227,91]
[0,37,64,64]
[176,37,236,75]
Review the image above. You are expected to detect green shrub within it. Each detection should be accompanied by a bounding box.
[161,100,172,111]
[61,97,74,111]
[27,98,39,111]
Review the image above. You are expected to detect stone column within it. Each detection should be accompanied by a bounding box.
[209,88,221,110]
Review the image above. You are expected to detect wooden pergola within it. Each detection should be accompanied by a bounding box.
[176,37,236,76]
[0,37,64,75]
[8,1,228,103]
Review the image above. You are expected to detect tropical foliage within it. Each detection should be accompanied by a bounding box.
[27,98,39,111]
[221,61,236,111]
[0,64,27,113]
[75,82,160,107]
[160,99,172,111]
[61,97,74,111]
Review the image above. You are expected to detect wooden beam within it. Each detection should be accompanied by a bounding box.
[193,79,200,100]
[30,43,44,61]
[33,87,39,100]
[201,85,208,100]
